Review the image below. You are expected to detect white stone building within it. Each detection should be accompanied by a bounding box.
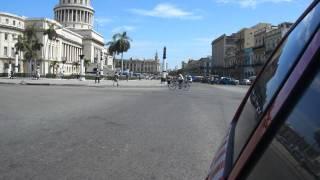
[0,0,112,76]
[0,12,25,75]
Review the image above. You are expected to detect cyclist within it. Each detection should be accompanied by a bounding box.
[178,73,184,89]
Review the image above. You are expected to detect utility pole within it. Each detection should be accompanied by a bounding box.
[162,46,168,82]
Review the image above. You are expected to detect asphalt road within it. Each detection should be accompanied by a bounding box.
[0,84,248,180]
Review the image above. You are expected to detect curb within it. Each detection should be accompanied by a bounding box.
[0,81,165,88]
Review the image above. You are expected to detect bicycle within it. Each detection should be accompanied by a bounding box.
[168,79,191,91]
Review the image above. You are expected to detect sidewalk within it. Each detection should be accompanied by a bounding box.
[0,77,166,88]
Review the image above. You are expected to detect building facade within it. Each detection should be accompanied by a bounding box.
[114,54,160,74]
[181,56,212,76]
[0,0,112,76]
[211,34,238,76]
[252,25,278,74]
[265,22,292,58]
[210,22,292,79]
[0,12,25,75]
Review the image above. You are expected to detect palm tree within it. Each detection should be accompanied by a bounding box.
[84,59,91,73]
[14,35,25,53]
[16,24,43,76]
[72,61,80,73]
[106,34,118,70]
[111,32,132,73]
[14,35,25,72]
[43,23,58,60]
[50,60,59,75]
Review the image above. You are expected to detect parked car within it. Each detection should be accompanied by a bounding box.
[219,77,238,85]
[186,75,193,83]
[210,75,220,84]
[248,76,256,83]
[219,77,232,85]
[192,76,204,82]
[206,1,320,180]
[240,79,252,85]
[230,78,239,85]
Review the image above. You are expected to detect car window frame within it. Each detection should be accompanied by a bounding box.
[227,4,320,180]
[233,0,320,162]
[206,1,320,179]
[243,51,320,180]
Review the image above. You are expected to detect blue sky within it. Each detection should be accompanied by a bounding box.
[0,0,313,68]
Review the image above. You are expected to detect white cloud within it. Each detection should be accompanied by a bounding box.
[95,17,112,26]
[111,26,136,33]
[216,0,293,8]
[130,3,202,20]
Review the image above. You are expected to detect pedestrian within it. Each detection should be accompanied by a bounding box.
[113,72,119,87]
[139,75,141,80]
[36,70,40,80]
[178,73,184,89]
[166,75,171,86]
[126,74,129,82]
[10,70,14,79]
[95,70,100,84]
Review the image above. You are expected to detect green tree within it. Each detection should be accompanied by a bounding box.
[50,60,59,75]
[84,59,91,73]
[14,35,25,53]
[15,24,43,76]
[106,34,118,70]
[72,61,80,73]
[43,23,58,60]
[14,35,25,71]
[109,32,132,73]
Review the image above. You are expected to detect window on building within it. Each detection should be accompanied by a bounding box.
[233,2,320,166]
[11,48,15,57]
[5,33,8,40]
[68,0,70,3]
[6,19,9,24]
[13,20,15,26]
[4,47,8,56]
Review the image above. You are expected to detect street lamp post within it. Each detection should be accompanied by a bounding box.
[15,51,19,74]
[100,51,104,76]
[8,61,12,78]
[80,55,85,81]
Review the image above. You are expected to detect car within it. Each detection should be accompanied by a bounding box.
[186,75,193,83]
[219,77,231,84]
[240,79,252,85]
[220,77,238,85]
[230,78,239,85]
[210,75,220,84]
[206,1,320,180]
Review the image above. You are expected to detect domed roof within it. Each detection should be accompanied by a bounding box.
[54,0,95,30]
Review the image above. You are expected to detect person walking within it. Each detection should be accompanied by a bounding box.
[36,69,40,80]
[126,74,129,82]
[10,70,14,79]
[113,72,119,87]
[95,70,101,84]
[178,73,184,89]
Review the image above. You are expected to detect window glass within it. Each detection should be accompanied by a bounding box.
[247,64,320,180]
[4,47,8,56]
[233,3,320,165]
